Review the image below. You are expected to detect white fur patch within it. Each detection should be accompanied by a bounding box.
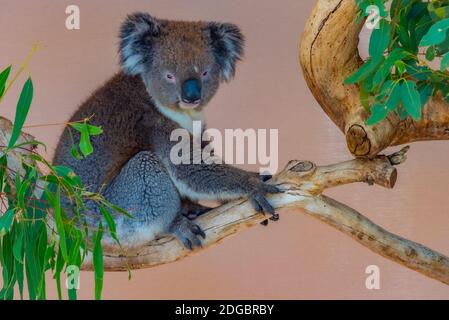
[154,100,203,134]
[107,220,164,247]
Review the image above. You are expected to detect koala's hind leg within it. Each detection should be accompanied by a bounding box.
[101,151,204,249]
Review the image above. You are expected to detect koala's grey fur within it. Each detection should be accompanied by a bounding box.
[53,13,278,250]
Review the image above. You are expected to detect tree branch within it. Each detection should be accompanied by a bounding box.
[2,116,449,285]
[80,146,449,287]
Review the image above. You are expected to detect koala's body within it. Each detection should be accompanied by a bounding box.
[53,13,278,249]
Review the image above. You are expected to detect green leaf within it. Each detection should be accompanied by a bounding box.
[345,57,383,85]
[70,122,102,136]
[1,232,15,299]
[99,206,119,244]
[17,179,31,210]
[70,144,83,160]
[369,20,391,58]
[44,240,56,271]
[372,48,408,87]
[415,12,433,46]
[16,259,24,300]
[0,209,15,237]
[405,61,432,81]
[426,46,435,61]
[53,165,82,186]
[13,224,24,264]
[69,122,84,132]
[93,222,104,300]
[420,18,449,47]
[386,82,402,111]
[53,250,64,300]
[377,79,394,101]
[48,185,69,262]
[69,122,97,157]
[394,61,406,75]
[418,83,433,107]
[102,201,133,219]
[397,105,408,120]
[79,125,93,157]
[24,230,39,300]
[434,6,449,19]
[87,125,103,136]
[374,0,387,18]
[0,66,12,98]
[68,228,83,264]
[367,103,388,126]
[0,156,7,192]
[400,80,422,121]
[441,52,449,70]
[36,224,48,299]
[8,78,33,148]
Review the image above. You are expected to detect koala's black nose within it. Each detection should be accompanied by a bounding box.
[181,78,201,104]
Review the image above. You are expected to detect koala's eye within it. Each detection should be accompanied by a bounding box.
[202,70,209,78]
[165,72,176,83]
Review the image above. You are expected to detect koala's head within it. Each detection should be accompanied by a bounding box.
[119,12,244,113]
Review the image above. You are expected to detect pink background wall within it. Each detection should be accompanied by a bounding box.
[1,0,449,299]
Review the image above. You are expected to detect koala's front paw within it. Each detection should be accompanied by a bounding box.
[169,215,206,250]
[247,177,281,221]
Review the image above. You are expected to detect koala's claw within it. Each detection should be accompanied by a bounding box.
[260,214,279,226]
[170,215,205,250]
[248,182,281,220]
[191,224,206,239]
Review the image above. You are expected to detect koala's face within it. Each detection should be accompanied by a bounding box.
[119,13,244,112]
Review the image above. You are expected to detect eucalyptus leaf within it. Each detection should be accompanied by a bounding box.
[386,82,402,111]
[8,78,33,148]
[367,103,389,125]
[0,66,12,98]
[79,124,94,157]
[426,46,435,61]
[99,206,119,244]
[345,57,383,85]
[369,20,391,58]
[0,209,15,237]
[420,18,449,47]
[93,222,104,300]
[401,80,422,121]
[441,51,449,70]
[48,186,69,262]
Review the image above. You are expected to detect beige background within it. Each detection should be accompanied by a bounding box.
[1,0,449,299]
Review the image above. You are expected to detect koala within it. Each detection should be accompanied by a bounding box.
[53,13,279,250]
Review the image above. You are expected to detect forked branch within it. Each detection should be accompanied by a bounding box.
[300,0,449,158]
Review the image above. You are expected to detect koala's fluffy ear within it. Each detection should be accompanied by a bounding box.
[206,22,245,82]
[119,12,161,75]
